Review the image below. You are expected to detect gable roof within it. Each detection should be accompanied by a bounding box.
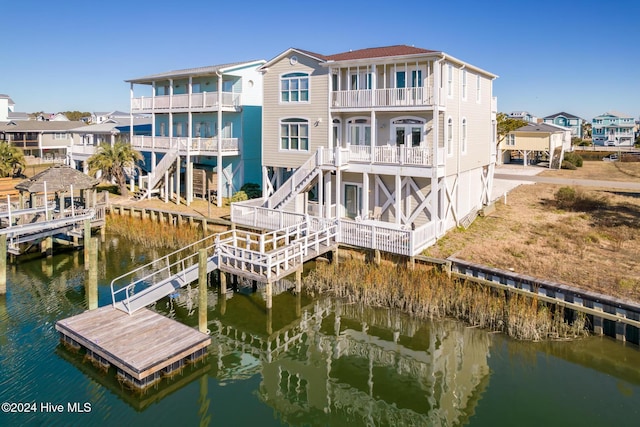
[126,60,265,84]
[544,112,582,120]
[596,111,633,119]
[260,48,329,71]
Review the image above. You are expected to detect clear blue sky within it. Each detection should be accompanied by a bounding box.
[3,0,638,121]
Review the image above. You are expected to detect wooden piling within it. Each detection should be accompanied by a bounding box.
[86,237,98,310]
[295,267,302,294]
[265,281,273,309]
[198,249,208,334]
[0,234,6,294]
[84,218,91,270]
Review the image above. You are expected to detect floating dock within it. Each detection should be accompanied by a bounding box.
[55,306,211,390]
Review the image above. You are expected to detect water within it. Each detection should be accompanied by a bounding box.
[0,238,639,426]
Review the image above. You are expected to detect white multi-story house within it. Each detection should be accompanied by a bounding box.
[592,111,635,146]
[125,60,265,206]
[232,45,498,257]
[543,112,584,139]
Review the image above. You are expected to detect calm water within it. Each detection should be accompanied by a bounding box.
[1,237,639,427]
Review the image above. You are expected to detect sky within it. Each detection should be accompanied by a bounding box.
[2,0,639,121]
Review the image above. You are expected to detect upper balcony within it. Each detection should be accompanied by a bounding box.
[131,92,241,114]
[331,87,438,110]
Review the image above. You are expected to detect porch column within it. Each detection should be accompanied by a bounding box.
[216,74,223,207]
[318,171,324,218]
[370,110,376,159]
[335,170,341,218]
[186,151,192,206]
[175,156,181,205]
[395,173,402,225]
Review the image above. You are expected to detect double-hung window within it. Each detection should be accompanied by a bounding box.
[281,73,309,102]
[281,119,309,151]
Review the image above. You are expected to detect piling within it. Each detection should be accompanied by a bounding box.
[0,234,6,294]
[295,267,302,294]
[265,281,273,309]
[86,237,98,310]
[41,236,53,258]
[198,249,208,334]
[84,219,91,270]
[374,249,381,266]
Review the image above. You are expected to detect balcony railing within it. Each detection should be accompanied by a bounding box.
[131,136,239,153]
[318,144,433,167]
[131,92,241,112]
[331,87,434,109]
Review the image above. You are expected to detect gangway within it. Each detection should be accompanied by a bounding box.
[110,217,338,314]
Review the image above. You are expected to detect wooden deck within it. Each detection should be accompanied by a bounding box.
[55,306,210,389]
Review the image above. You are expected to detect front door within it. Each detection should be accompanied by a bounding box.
[344,184,362,219]
[348,119,371,146]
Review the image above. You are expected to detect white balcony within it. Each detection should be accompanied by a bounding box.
[319,144,434,167]
[131,135,240,155]
[131,92,241,113]
[331,87,435,109]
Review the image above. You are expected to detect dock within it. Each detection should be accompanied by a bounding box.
[55,306,211,390]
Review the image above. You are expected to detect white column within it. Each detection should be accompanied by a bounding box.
[395,173,402,225]
[175,155,181,205]
[216,74,223,207]
[362,172,369,218]
[325,171,332,218]
[335,170,341,218]
[318,171,324,218]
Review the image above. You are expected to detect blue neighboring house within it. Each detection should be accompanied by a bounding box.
[542,112,584,139]
[591,111,635,146]
[125,60,266,207]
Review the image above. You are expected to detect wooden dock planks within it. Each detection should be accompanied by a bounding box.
[55,306,210,380]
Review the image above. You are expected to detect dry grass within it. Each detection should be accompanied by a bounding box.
[425,161,640,303]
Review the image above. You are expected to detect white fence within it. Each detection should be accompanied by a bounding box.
[131,92,241,112]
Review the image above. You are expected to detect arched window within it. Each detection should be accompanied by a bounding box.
[281,73,309,102]
[280,118,309,151]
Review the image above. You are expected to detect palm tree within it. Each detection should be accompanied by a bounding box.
[88,141,142,197]
[0,141,26,178]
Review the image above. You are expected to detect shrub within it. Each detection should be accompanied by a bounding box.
[230,191,248,202]
[555,187,576,209]
[240,183,262,199]
[563,152,583,167]
[561,160,577,170]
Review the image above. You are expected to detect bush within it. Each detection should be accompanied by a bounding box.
[563,152,583,167]
[230,191,248,202]
[561,160,577,170]
[555,187,576,209]
[240,183,261,199]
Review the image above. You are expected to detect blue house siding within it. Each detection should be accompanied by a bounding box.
[240,105,263,187]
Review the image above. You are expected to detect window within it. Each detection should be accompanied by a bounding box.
[506,134,515,146]
[447,64,453,97]
[281,73,309,102]
[53,133,67,140]
[476,75,481,102]
[411,70,422,87]
[281,119,309,151]
[461,118,467,153]
[447,117,453,155]
[462,70,467,100]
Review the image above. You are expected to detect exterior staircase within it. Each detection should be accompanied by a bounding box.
[135,148,180,200]
[266,151,321,210]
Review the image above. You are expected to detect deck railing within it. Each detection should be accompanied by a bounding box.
[331,87,434,108]
[131,92,240,112]
[131,136,239,154]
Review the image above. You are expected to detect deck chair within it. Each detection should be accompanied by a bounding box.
[369,206,382,221]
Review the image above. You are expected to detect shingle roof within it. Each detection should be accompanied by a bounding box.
[515,123,567,133]
[326,45,439,61]
[1,120,86,132]
[15,165,99,193]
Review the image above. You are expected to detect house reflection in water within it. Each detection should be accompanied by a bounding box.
[208,294,491,426]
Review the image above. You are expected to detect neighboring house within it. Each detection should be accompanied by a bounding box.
[36,113,70,121]
[0,120,85,161]
[90,110,130,124]
[543,112,584,139]
[126,60,266,206]
[232,44,498,257]
[592,111,635,146]
[508,111,537,123]
[0,94,15,122]
[500,122,570,168]
[68,117,152,173]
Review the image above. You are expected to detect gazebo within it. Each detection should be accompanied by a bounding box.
[15,165,100,210]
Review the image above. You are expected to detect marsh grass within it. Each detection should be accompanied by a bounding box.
[107,215,203,249]
[304,259,588,341]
